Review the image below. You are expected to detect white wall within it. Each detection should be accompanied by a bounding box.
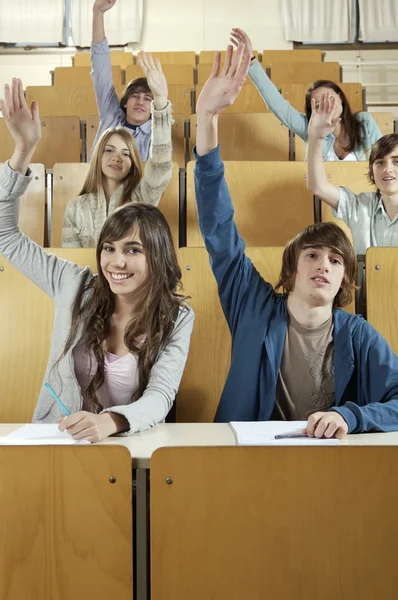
[0,0,396,115]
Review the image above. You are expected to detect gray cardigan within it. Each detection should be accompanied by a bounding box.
[0,162,194,434]
[249,60,382,160]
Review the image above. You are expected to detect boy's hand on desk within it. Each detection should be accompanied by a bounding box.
[304,411,348,440]
[58,411,128,442]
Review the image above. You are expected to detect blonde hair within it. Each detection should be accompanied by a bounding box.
[80,127,143,207]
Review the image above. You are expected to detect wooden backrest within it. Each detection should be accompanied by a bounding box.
[0,163,45,246]
[126,64,194,85]
[189,113,289,161]
[139,51,196,66]
[0,249,97,422]
[366,247,398,354]
[51,163,180,248]
[195,83,269,114]
[86,113,187,168]
[0,117,81,169]
[177,247,284,422]
[197,62,264,85]
[369,112,395,135]
[262,48,323,66]
[283,82,363,114]
[54,65,122,87]
[199,50,258,63]
[186,161,313,246]
[0,445,132,599]
[73,51,133,67]
[151,445,398,600]
[26,86,99,120]
[270,62,340,86]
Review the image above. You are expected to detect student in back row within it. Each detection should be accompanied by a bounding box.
[194,44,398,438]
[307,92,398,255]
[90,0,165,161]
[0,78,193,441]
[63,46,172,247]
[230,27,382,161]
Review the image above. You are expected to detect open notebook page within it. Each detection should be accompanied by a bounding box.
[0,424,90,445]
[230,421,340,445]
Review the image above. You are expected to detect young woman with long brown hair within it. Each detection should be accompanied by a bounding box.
[0,78,194,442]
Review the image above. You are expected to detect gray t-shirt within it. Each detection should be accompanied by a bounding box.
[333,188,398,255]
[272,311,335,421]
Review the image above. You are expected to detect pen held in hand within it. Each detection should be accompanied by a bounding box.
[44,382,71,417]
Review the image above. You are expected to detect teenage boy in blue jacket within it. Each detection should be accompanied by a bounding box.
[194,43,398,440]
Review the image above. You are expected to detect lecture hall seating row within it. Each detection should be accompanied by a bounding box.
[1,159,377,249]
[0,111,394,168]
[0,245,397,424]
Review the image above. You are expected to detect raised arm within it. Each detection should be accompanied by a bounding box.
[307,93,341,209]
[230,27,308,139]
[0,79,83,296]
[92,0,117,43]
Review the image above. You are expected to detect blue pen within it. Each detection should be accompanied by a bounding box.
[44,382,71,417]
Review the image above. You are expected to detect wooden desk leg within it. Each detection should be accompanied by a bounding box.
[136,468,150,600]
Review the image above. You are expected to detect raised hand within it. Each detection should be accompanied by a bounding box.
[308,92,341,140]
[93,0,117,13]
[196,43,251,116]
[137,52,168,109]
[0,78,41,153]
[230,27,254,58]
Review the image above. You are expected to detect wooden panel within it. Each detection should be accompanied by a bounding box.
[366,247,398,354]
[166,84,193,117]
[0,163,45,246]
[0,117,81,169]
[199,50,258,63]
[54,66,122,86]
[0,249,97,422]
[126,64,194,85]
[86,113,186,168]
[262,48,323,66]
[151,446,398,600]
[26,86,99,120]
[369,112,395,135]
[187,161,313,246]
[283,82,363,113]
[197,62,264,85]
[73,51,133,67]
[270,62,340,86]
[0,445,132,600]
[177,247,285,422]
[51,163,179,248]
[141,51,196,66]
[195,83,269,114]
[189,113,289,161]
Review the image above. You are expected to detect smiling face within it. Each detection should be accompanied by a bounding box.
[101,134,133,183]
[292,246,345,308]
[100,229,148,298]
[124,90,153,126]
[371,144,398,196]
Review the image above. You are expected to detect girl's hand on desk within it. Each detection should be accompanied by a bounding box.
[58,411,129,442]
[304,411,348,440]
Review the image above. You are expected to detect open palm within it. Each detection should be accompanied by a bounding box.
[0,78,41,151]
[196,44,250,115]
[138,52,168,99]
[308,93,341,139]
[93,0,117,13]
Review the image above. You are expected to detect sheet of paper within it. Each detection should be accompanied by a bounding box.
[0,424,90,445]
[230,421,340,446]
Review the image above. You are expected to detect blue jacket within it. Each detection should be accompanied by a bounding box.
[248,60,382,160]
[194,146,398,433]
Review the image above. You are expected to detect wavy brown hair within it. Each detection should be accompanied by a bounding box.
[57,203,187,413]
[305,80,366,155]
[80,127,143,207]
[275,222,357,309]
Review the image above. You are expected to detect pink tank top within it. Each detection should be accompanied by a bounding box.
[73,340,140,410]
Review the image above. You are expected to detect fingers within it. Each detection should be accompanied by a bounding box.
[305,412,323,437]
[17,78,25,110]
[229,42,244,78]
[31,99,40,123]
[138,51,162,73]
[306,412,348,439]
[236,50,251,83]
[58,410,87,432]
[221,45,233,77]
[209,51,221,79]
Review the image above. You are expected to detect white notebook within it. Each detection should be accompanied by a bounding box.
[0,424,90,445]
[230,421,340,445]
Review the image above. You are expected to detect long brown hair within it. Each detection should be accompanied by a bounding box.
[80,127,143,207]
[58,203,187,412]
[305,80,365,154]
[275,222,357,308]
